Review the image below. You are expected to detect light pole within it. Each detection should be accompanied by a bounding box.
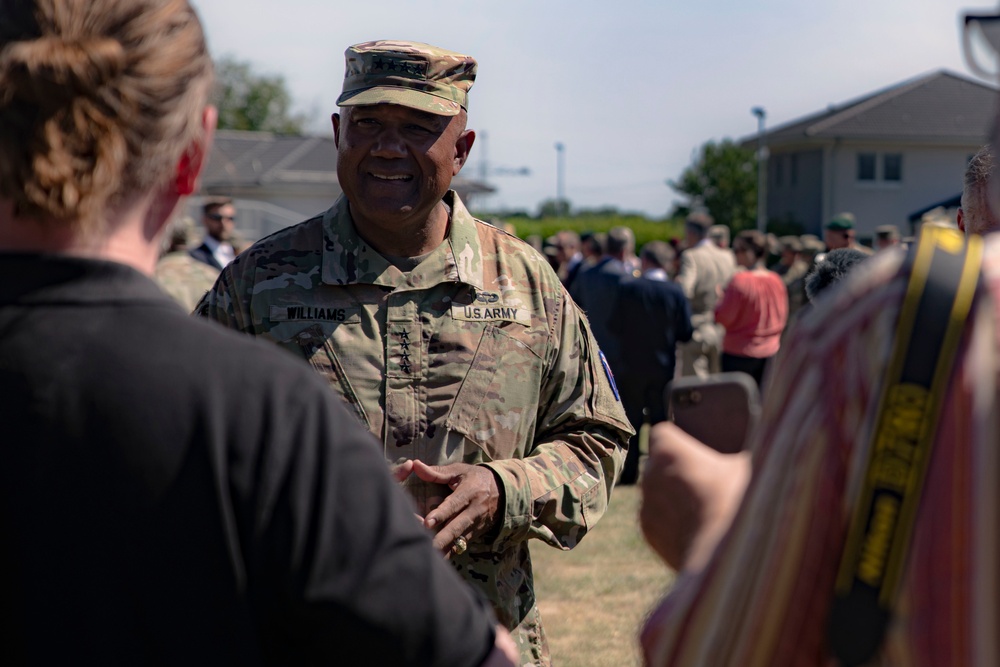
[554,142,565,214]
[752,107,767,233]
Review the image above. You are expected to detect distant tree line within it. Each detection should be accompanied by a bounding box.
[212,56,308,134]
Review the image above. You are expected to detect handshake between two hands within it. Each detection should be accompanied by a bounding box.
[393,459,502,558]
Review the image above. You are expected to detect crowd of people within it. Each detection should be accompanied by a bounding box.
[539,206,902,462]
[4,0,1000,666]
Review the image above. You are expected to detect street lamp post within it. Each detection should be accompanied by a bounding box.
[752,107,767,233]
[554,142,565,214]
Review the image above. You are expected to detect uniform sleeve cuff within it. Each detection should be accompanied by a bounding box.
[478,460,534,550]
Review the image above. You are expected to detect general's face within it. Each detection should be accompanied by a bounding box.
[204,203,235,242]
[333,104,474,231]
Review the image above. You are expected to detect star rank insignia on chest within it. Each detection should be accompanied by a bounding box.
[397,329,412,374]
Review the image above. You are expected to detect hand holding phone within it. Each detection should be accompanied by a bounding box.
[665,372,761,454]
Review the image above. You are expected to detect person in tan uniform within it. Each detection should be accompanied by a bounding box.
[675,212,736,377]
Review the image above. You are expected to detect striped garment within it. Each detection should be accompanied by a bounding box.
[642,234,1000,666]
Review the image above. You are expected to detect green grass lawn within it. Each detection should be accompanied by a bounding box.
[530,480,676,666]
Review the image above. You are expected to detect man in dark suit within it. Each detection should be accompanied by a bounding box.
[609,241,693,484]
[189,197,237,270]
[569,226,634,374]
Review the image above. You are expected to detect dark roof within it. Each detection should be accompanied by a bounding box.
[201,131,337,188]
[201,129,494,195]
[908,193,962,222]
[744,70,997,147]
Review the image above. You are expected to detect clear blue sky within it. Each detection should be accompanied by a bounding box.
[191,0,991,218]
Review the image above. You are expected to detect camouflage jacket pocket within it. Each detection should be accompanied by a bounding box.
[445,324,543,461]
[281,324,370,430]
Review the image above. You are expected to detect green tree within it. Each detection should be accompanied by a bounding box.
[668,139,757,232]
[538,198,572,218]
[212,56,306,134]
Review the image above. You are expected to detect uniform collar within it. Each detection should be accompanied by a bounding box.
[321,190,485,290]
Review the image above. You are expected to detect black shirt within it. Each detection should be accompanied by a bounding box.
[0,254,494,666]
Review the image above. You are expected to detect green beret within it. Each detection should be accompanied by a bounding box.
[825,212,856,231]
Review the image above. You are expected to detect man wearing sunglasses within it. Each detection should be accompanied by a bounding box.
[190,197,237,270]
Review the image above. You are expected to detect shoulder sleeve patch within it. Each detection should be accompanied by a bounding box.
[598,350,621,402]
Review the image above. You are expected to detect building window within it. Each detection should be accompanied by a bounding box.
[857,153,876,181]
[883,153,902,181]
[790,154,798,186]
[856,152,902,183]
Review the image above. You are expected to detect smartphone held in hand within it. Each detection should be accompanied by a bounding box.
[665,372,761,454]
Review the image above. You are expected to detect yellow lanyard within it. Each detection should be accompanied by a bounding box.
[828,227,983,666]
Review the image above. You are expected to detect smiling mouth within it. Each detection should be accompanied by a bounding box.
[370,173,412,182]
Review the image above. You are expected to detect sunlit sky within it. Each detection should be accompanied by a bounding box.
[191,0,994,217]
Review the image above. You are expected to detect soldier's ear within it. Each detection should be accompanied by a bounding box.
[332,113,341,149]
[452,129,475,175]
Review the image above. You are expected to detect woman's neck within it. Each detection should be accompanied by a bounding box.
[0,191,173,276]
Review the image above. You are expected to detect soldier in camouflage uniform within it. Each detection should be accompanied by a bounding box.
[196,40,632,666]
[155,215,219,312]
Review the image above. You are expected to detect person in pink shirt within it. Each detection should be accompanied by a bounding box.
[713,230,788,388]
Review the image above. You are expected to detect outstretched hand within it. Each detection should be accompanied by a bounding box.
[639,422,751,573]
[412,460,502,557]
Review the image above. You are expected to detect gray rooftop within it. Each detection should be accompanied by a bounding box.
[745,70,997,147]
[202,129,494,194]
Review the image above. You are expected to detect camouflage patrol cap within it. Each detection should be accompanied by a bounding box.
[800,235,826,256]
[778,235,803,253]
[874,224,900,239]
[337,40,476,116]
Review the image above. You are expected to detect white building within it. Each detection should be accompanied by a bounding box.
[743,70,995,239]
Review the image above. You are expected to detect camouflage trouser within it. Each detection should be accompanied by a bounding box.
[451,543,551,666]
[678,322,723,378]
[513,604,550,667]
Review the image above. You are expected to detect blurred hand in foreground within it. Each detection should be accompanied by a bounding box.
[480,626,519,667]
[640,422,752,573]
